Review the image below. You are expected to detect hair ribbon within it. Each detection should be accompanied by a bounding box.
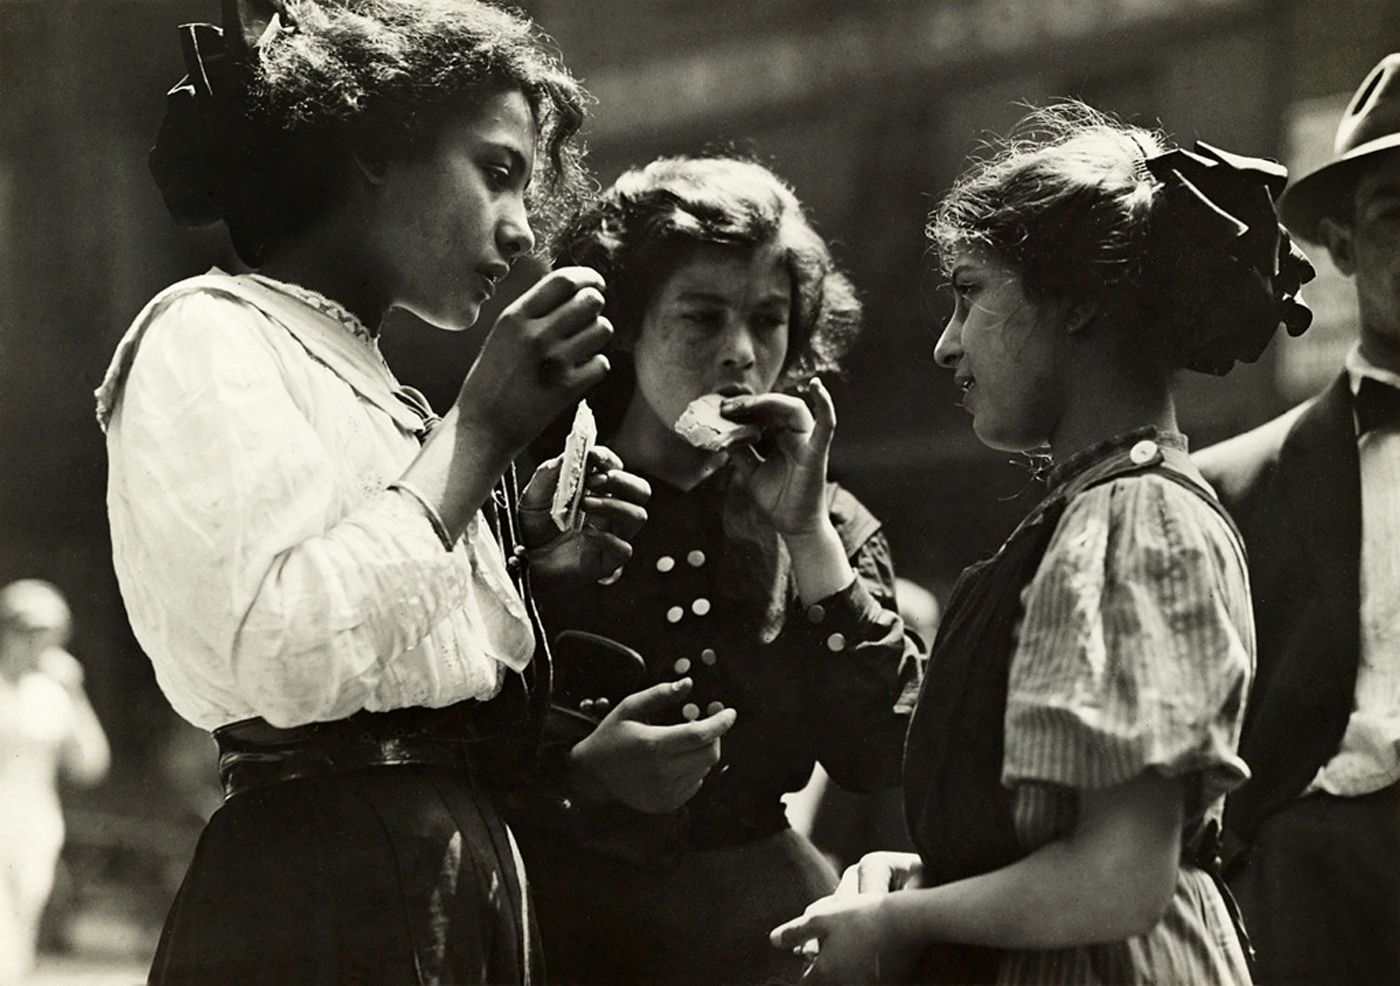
[1142,141,1316,373]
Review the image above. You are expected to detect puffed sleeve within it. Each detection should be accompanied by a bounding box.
[1003,475,1252,811]
[783,488,925,792]
[106,291,523,728]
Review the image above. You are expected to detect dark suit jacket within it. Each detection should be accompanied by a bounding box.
[1194,373,1361,847]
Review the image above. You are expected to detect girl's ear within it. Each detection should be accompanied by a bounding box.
[1064,297,1100,335]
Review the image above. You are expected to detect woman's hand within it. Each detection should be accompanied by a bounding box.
[721,377,835,537]
[402,267,614,542]
[570,678,737,814]
[766,852,925,983]
[723,378,853,605]
[776,771,1186,971]
[770,893,921,984]
[520,445,651,588]
[455,266,614,455]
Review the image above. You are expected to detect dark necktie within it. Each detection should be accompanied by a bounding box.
[1355,377,1400,437]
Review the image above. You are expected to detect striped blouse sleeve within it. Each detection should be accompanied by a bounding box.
[1002,474,1252,809]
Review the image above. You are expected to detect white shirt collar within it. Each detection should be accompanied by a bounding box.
[1345,342,1400,395]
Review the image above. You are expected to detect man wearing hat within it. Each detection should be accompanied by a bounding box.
[1196,53,1400,986]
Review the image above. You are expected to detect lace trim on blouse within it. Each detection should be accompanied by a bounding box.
[246,274,378,346]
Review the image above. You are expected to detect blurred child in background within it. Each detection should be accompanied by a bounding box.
[0,579,109,984]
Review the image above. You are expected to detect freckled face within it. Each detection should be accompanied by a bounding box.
[376,88,538,331]
[932,250,1062,452]
[629,243,793,431]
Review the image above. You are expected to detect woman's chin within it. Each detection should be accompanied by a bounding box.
[413,299,481,333]
[972,418,1045,455]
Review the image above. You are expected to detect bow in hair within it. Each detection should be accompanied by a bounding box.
[148,1,295,226]
[1144,142,1315,374]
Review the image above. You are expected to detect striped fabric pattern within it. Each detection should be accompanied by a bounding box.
[998,468,1255,986]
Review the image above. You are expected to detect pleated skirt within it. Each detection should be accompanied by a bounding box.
[149,765,537,986]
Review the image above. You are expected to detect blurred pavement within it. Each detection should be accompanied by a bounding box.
[27,905,153,986]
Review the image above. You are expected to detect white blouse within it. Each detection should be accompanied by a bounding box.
[96,271,534,731]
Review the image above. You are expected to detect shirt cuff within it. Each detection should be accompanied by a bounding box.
[789,577,885,654]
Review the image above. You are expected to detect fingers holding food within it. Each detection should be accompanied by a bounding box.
[550,401,597,532]
[673,393,763,451]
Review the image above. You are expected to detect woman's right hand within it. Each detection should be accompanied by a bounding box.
[455,266,613,453]
[569,678,738,814]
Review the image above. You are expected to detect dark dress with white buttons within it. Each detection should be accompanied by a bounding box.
[508,468,922,986]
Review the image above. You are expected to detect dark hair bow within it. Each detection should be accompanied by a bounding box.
[148,1,295,227]
[1145,142,1316,375]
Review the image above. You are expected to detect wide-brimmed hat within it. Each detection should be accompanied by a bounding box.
[1281,53,1400,243]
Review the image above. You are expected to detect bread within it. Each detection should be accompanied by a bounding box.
[673,393,762,451]
[550,400,597,532]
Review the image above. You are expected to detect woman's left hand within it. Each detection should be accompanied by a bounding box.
[834,851,926,900]
[520,445,650,588]
[770,893,920,984]
[722,377,835,536]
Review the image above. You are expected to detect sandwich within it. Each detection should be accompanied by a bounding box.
[673,393,761,451]
[550,400,597,532]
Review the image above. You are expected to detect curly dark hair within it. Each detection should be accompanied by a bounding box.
[152,0,590,266]
[928,102,1312,375]
[552,156,861,437]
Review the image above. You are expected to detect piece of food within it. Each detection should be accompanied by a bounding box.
[672,393,761,451]
[551,400,597,532]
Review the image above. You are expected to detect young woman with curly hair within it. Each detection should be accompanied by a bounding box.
[505,156,924,986]
[772,103,1313,985]
[96,2,650,983]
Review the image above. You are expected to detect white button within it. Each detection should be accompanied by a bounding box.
[656,556,676,573]
[681,703,701,721]
[706,701,725,716]
[666,606,684,624]
[673,658,692,675]
[687,550,706,568]
[700,648,718,666]
[691,597,712,616]
[806,604,825,624]
[826,632,847,653]
[1129,439,1157,465]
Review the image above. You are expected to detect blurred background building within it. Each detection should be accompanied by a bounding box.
[0,0,1396,976]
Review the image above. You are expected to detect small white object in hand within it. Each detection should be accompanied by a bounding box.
[672,393,761,451]
[550,400,597,532]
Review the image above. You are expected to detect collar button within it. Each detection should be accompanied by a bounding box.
[1129,439,1158,465]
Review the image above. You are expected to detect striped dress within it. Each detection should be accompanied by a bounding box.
[997,434,1255,985]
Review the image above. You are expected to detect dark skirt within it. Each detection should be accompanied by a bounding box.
[521,827,837,986]
[149,765,538,986]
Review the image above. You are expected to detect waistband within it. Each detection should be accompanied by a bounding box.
[214,704,487,800]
